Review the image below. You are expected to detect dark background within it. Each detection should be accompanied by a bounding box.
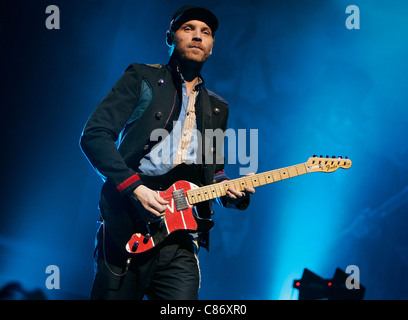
[1,0,407,299]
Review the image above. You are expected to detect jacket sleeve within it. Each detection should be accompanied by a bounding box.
[80,64,144,195]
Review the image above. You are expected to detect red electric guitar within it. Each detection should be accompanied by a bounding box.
[100,155,352,255]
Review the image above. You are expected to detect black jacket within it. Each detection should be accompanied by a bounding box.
[80,60,248,250]
[81,61,229,190]
[81,60,233,201]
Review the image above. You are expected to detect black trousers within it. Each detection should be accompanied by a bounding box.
[90,225,200,300]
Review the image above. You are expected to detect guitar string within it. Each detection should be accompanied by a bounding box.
[155,173,270,203]
[154,170,283,201]
[134,161,348,203]
[147,164,313,203]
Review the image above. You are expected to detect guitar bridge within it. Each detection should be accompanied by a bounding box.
[172,189,189,211]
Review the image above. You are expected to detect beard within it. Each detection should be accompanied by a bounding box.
[172,43,212,65]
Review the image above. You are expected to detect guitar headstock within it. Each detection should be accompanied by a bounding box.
[306,155,352,173]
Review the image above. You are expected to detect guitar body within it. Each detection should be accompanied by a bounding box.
[99,163,214,255]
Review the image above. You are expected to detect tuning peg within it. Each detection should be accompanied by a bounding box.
[332,155,336,158]
[326,155,329,158]
[313,154,317,157]
[338,156,343,159]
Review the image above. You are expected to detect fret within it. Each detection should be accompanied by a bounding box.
[287,166,298,178]
[258,173,268,185]
[196,190,203,202]
[209,185,218,198]
[279,168,290,179]
[202,187,210,201]
[249,175,260,187]
[238,177,247,189]
[263,171,274,184]
[272,170,281,181]
[296,163,307,175]
[222,181,229,193]
[230,180,239,191]
[214,183,224,198]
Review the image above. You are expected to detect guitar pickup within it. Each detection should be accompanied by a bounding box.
[172,189,189,211]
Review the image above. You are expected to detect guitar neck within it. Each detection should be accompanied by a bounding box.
[186,162,309,205]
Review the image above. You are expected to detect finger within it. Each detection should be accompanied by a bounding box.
[227,189,237,199]
[227,188,245,198]
[140,193,166,215]
[244,186,255,194]
[141,197,166,215]
[154,192,169,205]
[149,202,167,215]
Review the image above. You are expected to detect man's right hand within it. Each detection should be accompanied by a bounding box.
[131,185,169,222]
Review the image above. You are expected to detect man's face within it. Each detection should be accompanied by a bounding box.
[171,20,214,63]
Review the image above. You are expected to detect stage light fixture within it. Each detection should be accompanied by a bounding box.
[293,268,365,300]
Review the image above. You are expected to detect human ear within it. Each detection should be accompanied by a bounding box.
[166,30,174,46]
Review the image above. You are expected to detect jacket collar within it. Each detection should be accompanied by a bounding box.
[166,57,205,88]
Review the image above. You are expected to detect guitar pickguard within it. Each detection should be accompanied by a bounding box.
[125,181,206,254]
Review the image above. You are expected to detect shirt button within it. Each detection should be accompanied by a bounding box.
[155,112,162,120]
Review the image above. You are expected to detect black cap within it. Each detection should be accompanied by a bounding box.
[169,5,218,35]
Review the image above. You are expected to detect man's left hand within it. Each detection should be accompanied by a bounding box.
[226,173,255,203]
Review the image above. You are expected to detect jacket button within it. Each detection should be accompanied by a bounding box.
[155,112,162,120]
[213,108,220,115]
[158,79,164,86]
